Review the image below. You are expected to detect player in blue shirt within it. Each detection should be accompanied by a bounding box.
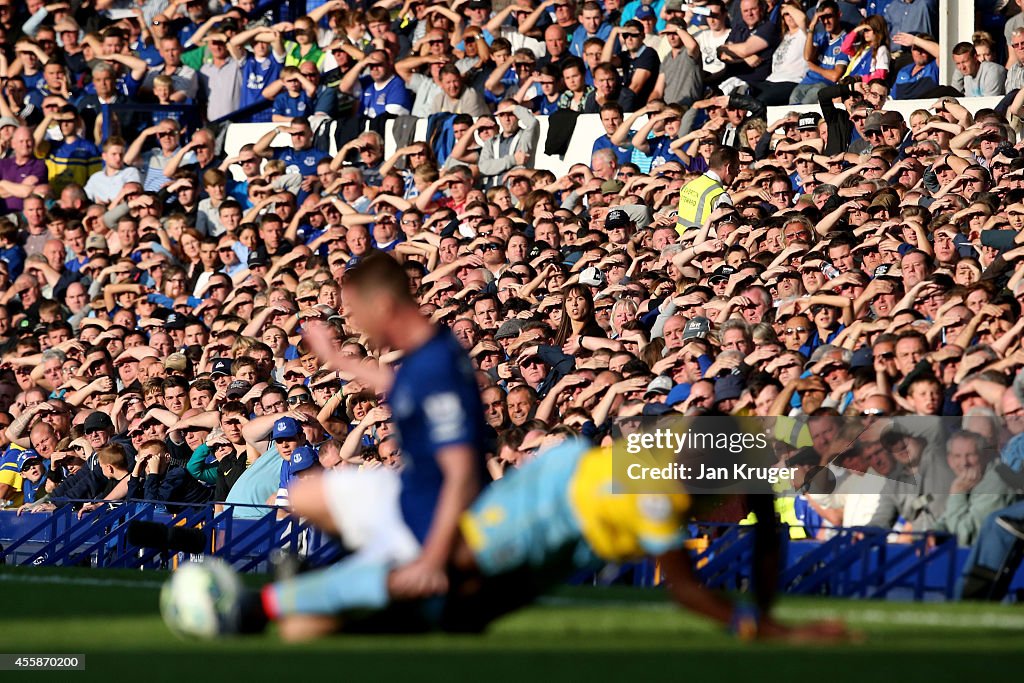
[243,253,489,639]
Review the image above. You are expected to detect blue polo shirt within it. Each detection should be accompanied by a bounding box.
[893,60,939,99]
[569,23,613,57]
[593,134,632,165]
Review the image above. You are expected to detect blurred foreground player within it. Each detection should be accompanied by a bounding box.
[166,441,848,643]
[248,253,490,637]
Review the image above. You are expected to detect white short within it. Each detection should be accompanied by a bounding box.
[322,466,421,565]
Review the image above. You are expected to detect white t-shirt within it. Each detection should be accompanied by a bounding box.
[768,30,809,83]
[693,28,729,75]
[84,166,143,203]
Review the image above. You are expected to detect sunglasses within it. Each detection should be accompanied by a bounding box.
[288,395,312,405]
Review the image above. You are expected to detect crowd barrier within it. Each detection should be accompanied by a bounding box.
[3,503,1023,601]
[220,96,1006,183]
[0,500,344,573]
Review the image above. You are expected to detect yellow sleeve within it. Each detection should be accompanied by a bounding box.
[635,494,689,555]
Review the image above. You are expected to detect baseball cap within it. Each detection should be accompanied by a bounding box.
[163,313,187,330]
[85,234,108,251]
[682,316,710,341]
[708,264,736,284]
[605,208,632,229]
[600,179,624,194]
[867,193,898,214]
[0,116,18,129]
[494,319,525,340]
[850,347,873,370]
[288,445,320,475]
[579,266,605,288]
[225,380,251,400]
[273,417,301,440]
[880,111,904,127]
[17,450,42,471]
[797,113,821,130]
[247,250,269,268]
[644,375,673,398]
[862,112,883,133]
[714,374,744,403]
[210,358,232,377]
[84,412,114,434]
[164,352,189,372]
[635,6,655,19]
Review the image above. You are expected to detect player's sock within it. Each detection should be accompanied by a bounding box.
[267,558,391,617]
[236,590,271,634]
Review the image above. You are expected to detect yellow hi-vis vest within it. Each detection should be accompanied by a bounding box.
[674,173,726,236]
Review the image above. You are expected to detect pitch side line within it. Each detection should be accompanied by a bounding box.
[538,597,1024,630]
[0,573,163,589]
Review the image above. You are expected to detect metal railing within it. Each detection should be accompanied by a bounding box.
[2,504,1018,600]
[0,500,343,572]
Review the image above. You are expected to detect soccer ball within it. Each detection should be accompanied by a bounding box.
[160,558,242,639]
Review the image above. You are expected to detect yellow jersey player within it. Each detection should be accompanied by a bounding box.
[176,437,849,641]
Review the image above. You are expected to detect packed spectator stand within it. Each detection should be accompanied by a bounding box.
[1,0,1024,598]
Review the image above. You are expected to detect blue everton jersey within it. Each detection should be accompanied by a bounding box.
[389,327,489,543]
[358,74,412,119]
[241,55,283,118]
[801,30,849,86]
[273,91,313,119]
[275,147,328,176]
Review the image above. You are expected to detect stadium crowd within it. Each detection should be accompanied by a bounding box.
[0,0,1022,593]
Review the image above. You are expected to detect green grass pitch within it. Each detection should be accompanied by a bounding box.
[2,565,1022,682]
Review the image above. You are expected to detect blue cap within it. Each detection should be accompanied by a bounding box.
[664,383,691,407]
[635,6,655,19]
[289,445,320,475]
[17,449,41,470]
[715,374,744,403]
[273,417,300,439]
[850,346,873,370]
[642,402,676,416]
